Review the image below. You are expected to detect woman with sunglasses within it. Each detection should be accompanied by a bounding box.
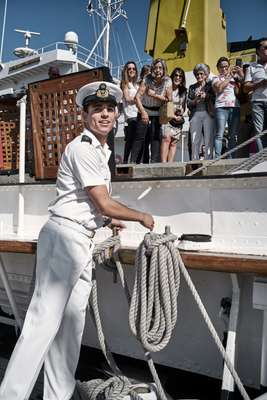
[121,61,139,163]
[160,67,187,162]
[187,63,215,160]
[131,58,172,163]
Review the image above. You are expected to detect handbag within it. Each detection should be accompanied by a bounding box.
[159,101,175,125]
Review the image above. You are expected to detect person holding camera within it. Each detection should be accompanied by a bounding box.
[244,37,267,151]
[212,56,244,158]
[160,67,187,162]
[187,63,215,160]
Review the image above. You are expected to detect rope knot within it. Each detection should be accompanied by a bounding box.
[93,236,121,266]
[143,232,177,256]
[77,375,132,400]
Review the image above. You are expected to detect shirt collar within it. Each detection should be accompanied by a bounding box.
[83,128,111,160]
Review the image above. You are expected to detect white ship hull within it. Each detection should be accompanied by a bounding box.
[0,173,267,389]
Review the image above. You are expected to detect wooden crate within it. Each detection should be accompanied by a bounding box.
[29,67,112,179]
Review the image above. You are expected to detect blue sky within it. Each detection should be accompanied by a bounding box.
[0,0,266,67]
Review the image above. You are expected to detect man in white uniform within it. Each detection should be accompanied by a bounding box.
[0,81,154,400]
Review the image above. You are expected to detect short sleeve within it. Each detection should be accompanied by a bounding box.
[71,143,106,189]
[244,66,252,83]
[165,77,172,88]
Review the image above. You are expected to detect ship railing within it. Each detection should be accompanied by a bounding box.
[35,41,111,69]
[35,42,150,77]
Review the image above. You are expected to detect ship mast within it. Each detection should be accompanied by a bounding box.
[86,0,127,66]
[0,0,8,63]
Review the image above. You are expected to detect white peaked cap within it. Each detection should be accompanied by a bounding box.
[76,81,122,108]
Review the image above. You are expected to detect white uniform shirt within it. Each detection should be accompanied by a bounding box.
[48,129,111,230]
[245,62,267,102]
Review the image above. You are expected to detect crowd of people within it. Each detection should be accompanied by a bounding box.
[119,37,267,164]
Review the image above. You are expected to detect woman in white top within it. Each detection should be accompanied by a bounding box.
[132,58,172,163]
[160,67,187,162]
[121,61,139,163]
[213,57,243,158]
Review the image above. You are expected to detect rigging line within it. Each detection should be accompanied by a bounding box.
[111,25,122,76]
[94,9,103,60]
[113,25,124,66]
[92,14,98,47]
[125,20,141,65]
[116,30,125,69]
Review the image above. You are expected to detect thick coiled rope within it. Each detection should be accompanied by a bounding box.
[129,232,180,353]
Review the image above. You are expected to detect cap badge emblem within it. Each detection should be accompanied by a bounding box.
[96,83,109,99]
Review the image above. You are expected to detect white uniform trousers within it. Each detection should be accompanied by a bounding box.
[0,217,94,400]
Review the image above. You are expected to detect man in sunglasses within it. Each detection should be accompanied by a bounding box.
[244,37,267,150]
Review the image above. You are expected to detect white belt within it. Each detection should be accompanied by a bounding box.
[50,215,96,238]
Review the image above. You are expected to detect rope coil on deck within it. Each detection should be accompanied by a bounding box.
[77,375,142,400]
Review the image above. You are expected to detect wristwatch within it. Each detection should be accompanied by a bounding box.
[102,217,112,227]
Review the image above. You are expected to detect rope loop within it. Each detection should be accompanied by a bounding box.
[129,231,180,353]
[77,375,144,400]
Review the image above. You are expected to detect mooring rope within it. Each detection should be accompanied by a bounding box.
[77,230,251,400]
[76,235,147,400]
[174,244,251,400]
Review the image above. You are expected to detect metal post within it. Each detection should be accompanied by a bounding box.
[261,310,267,388]
[17,95,27,236]
[181,133,185,162]
[221,274,240,399]
[0,255,22,330]
[0,0,8,63]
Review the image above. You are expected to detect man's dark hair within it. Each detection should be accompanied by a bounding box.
[256,37,267,54]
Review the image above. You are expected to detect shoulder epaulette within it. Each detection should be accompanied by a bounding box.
[81,135,92,144]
